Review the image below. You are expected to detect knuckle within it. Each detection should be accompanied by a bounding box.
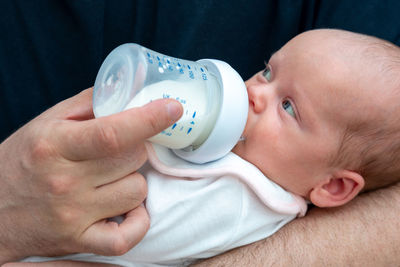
[111,174,147,206]
[54,205,80,226]
[97,123,121,154]
[109,237,130,255]
[141,212,151,231]
[108,212,150,255]
[127,144,148,169]
[59,210,80,226]
[69,125,87,147]
[47,175,76,196]
[110,174,147,207]
[130,141,146,156]
[30,136,57,164]
[131,173,148,202]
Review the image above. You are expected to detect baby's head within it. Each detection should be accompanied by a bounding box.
[233,29,400,207]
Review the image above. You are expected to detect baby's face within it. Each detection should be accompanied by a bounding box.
[233,30,389,197]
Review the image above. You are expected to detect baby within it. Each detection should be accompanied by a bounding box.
[234,28,400,206]
[22,29,400,266]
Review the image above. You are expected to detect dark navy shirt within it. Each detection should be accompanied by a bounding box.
[1,0,399,141]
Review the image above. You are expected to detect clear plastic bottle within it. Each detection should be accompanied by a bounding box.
[93,43,248,163]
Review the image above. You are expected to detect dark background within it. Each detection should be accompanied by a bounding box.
[1,0,399,141]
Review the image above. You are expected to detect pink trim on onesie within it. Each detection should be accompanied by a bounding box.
[145,143,307,217]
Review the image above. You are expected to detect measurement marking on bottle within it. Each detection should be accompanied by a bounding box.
[172,123,177,129]
[161,130,172,136]
[187,128,192,134]
[192,111,196,118]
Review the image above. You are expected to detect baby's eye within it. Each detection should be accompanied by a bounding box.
[282,100,296,118]
[262,63,272,82]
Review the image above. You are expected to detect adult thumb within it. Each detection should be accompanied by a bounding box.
[131,98,183,140]
[58,98,183,160]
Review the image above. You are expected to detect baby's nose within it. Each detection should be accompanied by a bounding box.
[247,83,267,113]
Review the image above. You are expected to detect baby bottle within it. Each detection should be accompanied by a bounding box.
[93,43,248,163]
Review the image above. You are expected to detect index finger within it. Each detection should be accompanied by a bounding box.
[58,98,182,160]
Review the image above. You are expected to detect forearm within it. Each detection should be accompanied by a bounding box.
[3,261,120,267]
[194,182,400,266]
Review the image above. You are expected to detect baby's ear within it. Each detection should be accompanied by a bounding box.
[309,170,365,208]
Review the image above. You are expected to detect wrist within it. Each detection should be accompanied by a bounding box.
[0,246,21,265]
[0,193,30,265]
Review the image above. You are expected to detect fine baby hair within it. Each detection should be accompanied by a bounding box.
[325,30,400,192]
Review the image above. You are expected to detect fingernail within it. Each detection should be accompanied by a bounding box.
[167,101,183,120]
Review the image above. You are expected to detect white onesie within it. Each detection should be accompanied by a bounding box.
[23,143,307,266]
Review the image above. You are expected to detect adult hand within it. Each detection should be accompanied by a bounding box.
[0,88,182,264]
